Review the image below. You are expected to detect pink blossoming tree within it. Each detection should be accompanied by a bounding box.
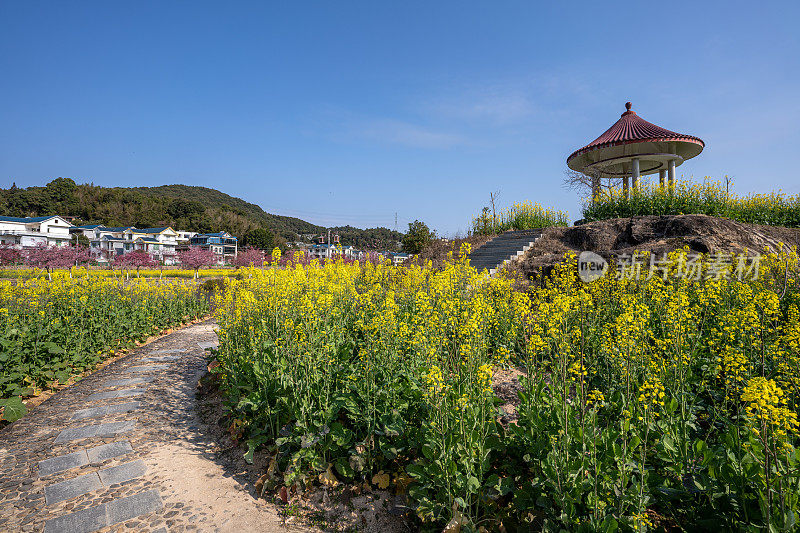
[113,250,156,276]
[233,247,263,268]
[0,244,22,266]
[24,244,92,279]
[74,246,93,267]
[178,247,217,278]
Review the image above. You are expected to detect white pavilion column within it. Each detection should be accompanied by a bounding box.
[659,169,666,188]
[667,159,676,190]
[631,158,640,190]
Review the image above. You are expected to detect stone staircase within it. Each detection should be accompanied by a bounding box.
[467,229,542,275]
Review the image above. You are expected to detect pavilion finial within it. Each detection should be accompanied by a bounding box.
[625,102,632,111]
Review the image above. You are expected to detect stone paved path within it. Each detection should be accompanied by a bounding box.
[0,320,300,533]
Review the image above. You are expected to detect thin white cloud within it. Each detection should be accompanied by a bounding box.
[422,74,604,126]
[314,73,608,150]
[306,106,471,150]
[350,117,469,149]
[431,91,536,124]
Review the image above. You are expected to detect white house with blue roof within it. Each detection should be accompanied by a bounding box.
[123,227,179,264]
[189,231,238,264]
[73,225,135,261]
[0,215,74,248]
[72,225,180,264]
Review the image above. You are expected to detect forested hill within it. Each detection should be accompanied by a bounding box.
[0,178,403,249]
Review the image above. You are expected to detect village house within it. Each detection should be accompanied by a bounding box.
[189,231,238,264]
[307,242,356,260]
[71,225,180,264]
[0,215,74,248]
[12,218,240,266]
[390,252,410,265]
[73,225,133,261]
[122,227,179,264]
[176,230,196,244]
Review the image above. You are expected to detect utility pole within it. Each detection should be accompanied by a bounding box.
[394,212,398,233]
[326,229,331,260]
[489,191,499,233]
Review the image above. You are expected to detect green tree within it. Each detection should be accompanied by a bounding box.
[46,177,77,196]
[167,198,204,219]
[45,177,79,214]
[73,233,90,247]
[402,220,434,254]
[242,227,275,250]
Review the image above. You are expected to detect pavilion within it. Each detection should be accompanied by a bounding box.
[567,102,704,198]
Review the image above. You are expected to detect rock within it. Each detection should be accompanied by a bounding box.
[512,214,800,285]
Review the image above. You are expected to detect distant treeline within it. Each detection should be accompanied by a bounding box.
[0,179,403,249]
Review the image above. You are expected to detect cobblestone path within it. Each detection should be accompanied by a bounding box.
[0,320,294,533]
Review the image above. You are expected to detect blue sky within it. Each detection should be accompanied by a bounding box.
[1,1,799,235]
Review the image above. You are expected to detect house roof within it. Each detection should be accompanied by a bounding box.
[567,102,705,164]
[133,227,175,234]
[76,224,103,229]
[199,232,235,238]
[135,237,162,243]
[100,226,135,232]
[0,215,59,223]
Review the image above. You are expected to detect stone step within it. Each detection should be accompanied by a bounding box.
[87,388,146,402]
[475,238,536,248]
[469,242,531,259]
[467,230,542,274]
[480,237,538,248]
[471,258,516,267]
[471,248,528,258]
[44,460,147,506]
[478,229,540,240]
[103,377,154,388]
[43,489,162,533]
[54,421,136,443]
[469,245,534,257]
[39,451,91,477]
[71,401,141,421]
[472,252,521,261]
[487,230,542,239]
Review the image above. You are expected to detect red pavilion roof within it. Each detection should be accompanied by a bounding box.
[567,103,704,164]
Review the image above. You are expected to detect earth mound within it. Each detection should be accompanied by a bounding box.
[509,214,800,282]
